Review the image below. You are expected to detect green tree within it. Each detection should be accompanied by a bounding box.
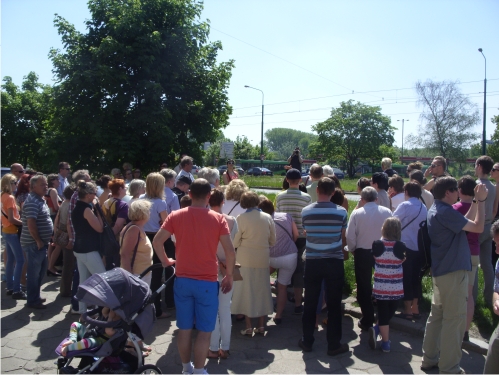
[1,73,53,170]
[409,80,479,162]
[233,135,254,160]
[265,128,317,159]
[487,114,499,162]
[46,0,234,173]
[312,100,395,178]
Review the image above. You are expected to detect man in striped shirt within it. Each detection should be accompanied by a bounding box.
[21,174,54,309]
[275,168,311,313]
[298,177,349,357]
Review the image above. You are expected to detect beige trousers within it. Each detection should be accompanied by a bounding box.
[422,270,468,374]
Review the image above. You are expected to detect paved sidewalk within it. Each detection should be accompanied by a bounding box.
[1,276,487,374]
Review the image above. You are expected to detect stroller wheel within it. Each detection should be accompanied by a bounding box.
[134,364,162,374]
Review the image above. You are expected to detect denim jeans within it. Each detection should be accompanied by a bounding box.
[302,258,345,351]
[4,232,25,293]
[23,243,48,305]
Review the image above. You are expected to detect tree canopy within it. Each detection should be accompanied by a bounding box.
[312,100,394,178]
[486,114,499,162]
[264,128,317,160]
[1,73,53,170]
[408,79,479,162]
[44,0,234,173]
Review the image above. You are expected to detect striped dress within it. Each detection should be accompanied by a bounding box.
[372,239,404,300]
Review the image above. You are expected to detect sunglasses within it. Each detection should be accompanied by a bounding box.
[430,164,438,168]
[227,162,234,165]
[63,168,71,171]
[492,168,499,172]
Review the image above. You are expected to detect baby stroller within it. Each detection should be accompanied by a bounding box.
[55,264,175,374]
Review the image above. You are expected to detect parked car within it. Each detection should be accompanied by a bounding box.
[332,168,345,179]
[260,168,274,176]
[246,167,273,176]
[1,167,10,177]
[192,165,200,174]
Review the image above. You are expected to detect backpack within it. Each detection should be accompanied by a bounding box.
[418,219,432,277]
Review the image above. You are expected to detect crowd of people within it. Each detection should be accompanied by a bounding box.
[1,154,499,374]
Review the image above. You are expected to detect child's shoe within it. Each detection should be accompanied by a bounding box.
[368,325,379,350]
[381,340,391,353]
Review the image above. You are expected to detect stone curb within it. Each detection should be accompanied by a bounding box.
[343,300,489,356]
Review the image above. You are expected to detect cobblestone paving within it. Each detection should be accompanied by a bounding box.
[1,277,486,374]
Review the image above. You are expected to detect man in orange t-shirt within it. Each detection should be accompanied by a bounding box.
[153,178,235,375]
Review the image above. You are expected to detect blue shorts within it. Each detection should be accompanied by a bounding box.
[174,277,219,332]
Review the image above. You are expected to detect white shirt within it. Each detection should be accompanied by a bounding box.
[346,202,392,251]
[175,169,194,183]
[391,193,405,211]
[421,189,434,210]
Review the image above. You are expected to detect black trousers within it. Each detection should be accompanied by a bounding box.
[402,249,422,301]
[163,238,176,308]
[354,248,375,327]
[146,232,165,317]
[377,299,399,326]
[302,258,345,351]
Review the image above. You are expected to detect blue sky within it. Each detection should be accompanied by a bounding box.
[2,0,498,153]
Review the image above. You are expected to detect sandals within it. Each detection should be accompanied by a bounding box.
[219,349,230,359]
[207,350,220,359]
[157,312,171,319]
[396,313,413,321]
[240,328,253,336]
[253,327,265,335]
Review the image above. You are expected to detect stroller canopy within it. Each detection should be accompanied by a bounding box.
[76,268,155,337]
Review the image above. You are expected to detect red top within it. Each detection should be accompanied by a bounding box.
[452,201,480,256]
[162,206,230,282]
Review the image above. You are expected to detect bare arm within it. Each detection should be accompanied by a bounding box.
[120,225,140,273]
[50,189,60,212]
[291,220,299,242]
[493,292,499,316]
[222,173,229,185]
[219,234,235,294]
[7,207,22,226]
[112,218,126,236]
[159,210,168,224]
[423,175,435,191]
[463,185,488,233]
[152,228,176,267]
[464,201,478,220]
[84,207,104,233]
[493,184,499,219]
[27,218,44,249]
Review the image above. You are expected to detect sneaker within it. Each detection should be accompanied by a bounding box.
[368,325,379,350]
[381,340,391,353]
[182,362,194,375]
[193,369,209,374]
[420,364,439,372]
[12,291,27,300]
[327,343,349,356]
[293,305,303,315]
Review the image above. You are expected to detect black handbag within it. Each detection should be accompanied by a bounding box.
[94,203,120,259]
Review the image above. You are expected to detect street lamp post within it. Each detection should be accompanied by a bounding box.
[478,48,487,155]
[244,85,264,167]
[397,119,409,159]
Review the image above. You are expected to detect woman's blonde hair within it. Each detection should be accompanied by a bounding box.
[225,179,248,201]
[382,217,401,241]
[128,200,152,221]
[1,174,16,194]
[145,173,165,199]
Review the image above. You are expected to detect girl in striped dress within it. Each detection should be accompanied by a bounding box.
[369,217,407,352]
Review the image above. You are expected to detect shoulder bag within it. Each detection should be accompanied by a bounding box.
[120,223,141,274]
